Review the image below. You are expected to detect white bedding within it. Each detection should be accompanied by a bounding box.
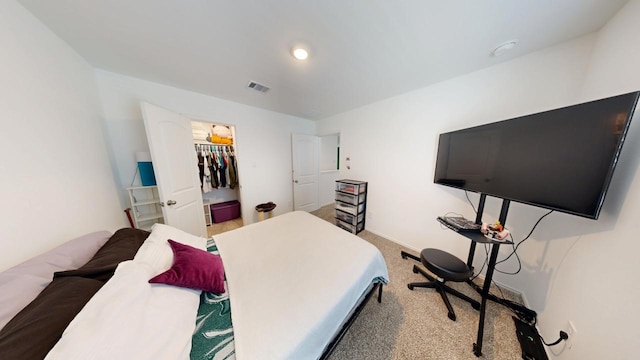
[44,213,388,360]
[215,211,389,360]
[45,224,207,360]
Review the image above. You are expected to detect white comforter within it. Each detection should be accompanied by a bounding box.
[215,211,389,360]
[45,224,207,360]
[45,212,388,360]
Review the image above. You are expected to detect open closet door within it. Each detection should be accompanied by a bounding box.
[141,102,207,237]
[292,133,320,212]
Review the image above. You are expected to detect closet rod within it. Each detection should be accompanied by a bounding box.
[194,144,234,151]
[194,141,234,146]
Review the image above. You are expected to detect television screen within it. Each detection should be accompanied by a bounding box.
[434,92,639,219]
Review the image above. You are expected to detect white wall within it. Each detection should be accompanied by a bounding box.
[95,71,315,224]
[317,35,593,258]
[320,134,339,171]
[0,1,124,271]
[538,2,640,359]
[318,2,640,358]
[319,134,340,206]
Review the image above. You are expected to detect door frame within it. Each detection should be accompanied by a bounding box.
[185,115,244,225]
[292,133,320,212]
[318,132,341,207]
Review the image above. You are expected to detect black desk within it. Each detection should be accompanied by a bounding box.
[456,230,512,356]
[436,196,534,356]
[400,230,509,356]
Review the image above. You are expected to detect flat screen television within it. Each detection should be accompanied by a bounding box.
[434,91,640,219]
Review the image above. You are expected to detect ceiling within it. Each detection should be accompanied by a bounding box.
[18,0,629,120]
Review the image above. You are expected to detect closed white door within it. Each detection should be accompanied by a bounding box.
[292,133,319,212]
[141,102,207,237]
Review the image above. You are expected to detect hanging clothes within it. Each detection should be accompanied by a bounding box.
[208,153,219,189]
[195,142,238,190]
[218,149,228,188]
[197,151,205,188]
[228,147,238,189]
[202,153,212,193]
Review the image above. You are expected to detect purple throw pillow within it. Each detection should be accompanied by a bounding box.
[149,239,225,293]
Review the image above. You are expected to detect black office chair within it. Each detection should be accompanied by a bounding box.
[401,249,480,321]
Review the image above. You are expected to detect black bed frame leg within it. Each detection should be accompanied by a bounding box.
[318,281,385,360]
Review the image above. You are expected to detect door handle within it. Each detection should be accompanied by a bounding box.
[166,200,177,206]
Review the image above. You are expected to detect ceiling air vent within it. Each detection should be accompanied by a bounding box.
[247,81,270,93]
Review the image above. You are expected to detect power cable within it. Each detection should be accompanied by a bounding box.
[496,210,554,269]
[541,331,569,346]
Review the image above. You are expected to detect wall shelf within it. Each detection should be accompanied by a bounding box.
[126,185,164,231]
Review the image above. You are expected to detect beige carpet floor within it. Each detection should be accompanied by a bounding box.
[207,217,243,237]
[311,204,524,360]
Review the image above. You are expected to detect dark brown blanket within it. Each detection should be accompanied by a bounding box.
[54,228,150,281]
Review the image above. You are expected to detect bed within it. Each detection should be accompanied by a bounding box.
[0,211,388,359]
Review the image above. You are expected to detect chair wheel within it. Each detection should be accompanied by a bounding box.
[448,312,456,321]
[408,284,414,290]
[472,302,481,310]
[412,266,419,274]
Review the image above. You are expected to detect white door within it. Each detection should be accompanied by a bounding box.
[141,102,207,237]
[292,133,319,212]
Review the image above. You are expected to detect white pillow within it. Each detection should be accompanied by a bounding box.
[132,223,206,274]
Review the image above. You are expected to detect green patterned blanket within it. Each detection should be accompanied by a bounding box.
[191,239,235,360]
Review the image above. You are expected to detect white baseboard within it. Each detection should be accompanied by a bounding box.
[365,227,421,254]
[471,274,527,302]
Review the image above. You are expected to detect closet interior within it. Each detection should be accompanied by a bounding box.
[192,121,243,236]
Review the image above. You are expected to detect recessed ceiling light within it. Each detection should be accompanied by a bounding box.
[491,40,518,57]
[292,47,309,60]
